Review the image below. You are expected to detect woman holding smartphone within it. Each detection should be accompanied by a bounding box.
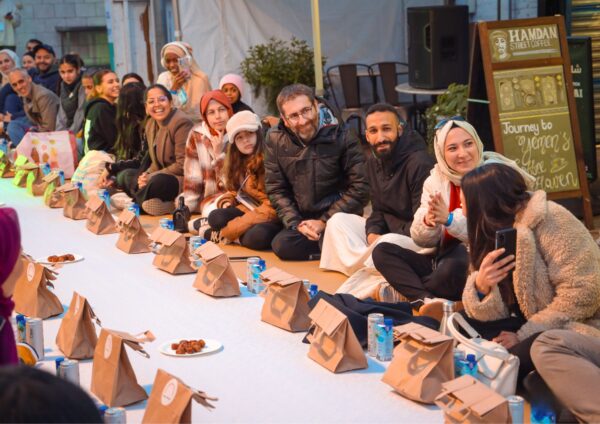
[156,42,211,123]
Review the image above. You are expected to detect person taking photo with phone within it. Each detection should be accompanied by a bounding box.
[460,162,600,380]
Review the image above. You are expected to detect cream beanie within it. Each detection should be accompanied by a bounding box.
[226,110,261,142]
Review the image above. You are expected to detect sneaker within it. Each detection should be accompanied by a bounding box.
[110,192,133,210]
[418,299,464,321]
[141,198,175,216]
[188,217,208,233]
[376,282,409,303]
[203,228,222,243]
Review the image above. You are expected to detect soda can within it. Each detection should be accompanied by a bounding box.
[246,257,260,293]
[16,314,26,343]
[367,313,384,357]
[58,359,80,385]
[376,318,394,362]
[508,395,525,424]
[25,317,44,360]
[127,203,140,217]
[55,356,65,374]
[104,407,127,424]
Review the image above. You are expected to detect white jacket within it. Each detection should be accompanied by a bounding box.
[410,166,468,248]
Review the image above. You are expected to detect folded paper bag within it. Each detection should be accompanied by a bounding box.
[86,195,117,235]
[61,184,88,220]
[150,227,195,274]
[192,241,240,297]
[13,255,63,319]
[0,150,12,177]
[142,369,217,423]
[115,209,151,254]
[382,322,454,404]
[56,291,101,359]
[91,329,154,407]
[434,375,511,424]
[12,155,32,186]
[43,172,65,208]
[26,165,45,196]
[260,267,311,332]
[306,299,367,373]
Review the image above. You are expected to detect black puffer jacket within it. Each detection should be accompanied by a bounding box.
[264,110,369,229]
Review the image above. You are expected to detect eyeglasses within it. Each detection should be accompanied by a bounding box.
[146,96,169,105]
[285,106,314,123]
[434,115,465,130]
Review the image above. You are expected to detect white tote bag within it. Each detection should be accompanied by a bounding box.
[447,312,519,397]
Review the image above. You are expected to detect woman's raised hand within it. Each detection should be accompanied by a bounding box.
[475,248,515,295]
[426,192,449,226]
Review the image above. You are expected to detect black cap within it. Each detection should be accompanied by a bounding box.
[32,44,55,57]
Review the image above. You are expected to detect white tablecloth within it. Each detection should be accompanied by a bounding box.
[1,179,441,423]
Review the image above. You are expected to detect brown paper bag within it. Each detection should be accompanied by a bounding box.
[260,267,311,332]
[192,241,240,297]
[116,209,151,254]
[43,174,65,208]
[26,166,45,196]
[91,328,155,407]
[56,292,101,359]
[150,227,194,274]
[12,256,64,318]
[62,184,88,220]
[86,195,117,235]
[142,369,217,423]
[0,150,12,177]
[13,159,35,187]
[307,299,368,373]
[382,322,454,404]
[435,375,511,423]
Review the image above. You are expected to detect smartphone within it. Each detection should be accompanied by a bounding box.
[177,56,191,73]
[495,228,517,262]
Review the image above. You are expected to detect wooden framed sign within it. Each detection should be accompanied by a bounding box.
[468,16,593,228]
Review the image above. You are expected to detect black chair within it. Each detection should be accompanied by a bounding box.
[326,64,374,121]
[370,61,412,124]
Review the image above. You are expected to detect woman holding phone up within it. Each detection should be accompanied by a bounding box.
[156,42,211,123]
[460,162,600,378]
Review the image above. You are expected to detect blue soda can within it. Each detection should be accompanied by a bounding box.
[58,170,65,186]
[376,318,394,361]
[55,356,65,373]
[16,314,26,343]
[246,257,260,292]
[128,203,140,217]
[159,217,174,230]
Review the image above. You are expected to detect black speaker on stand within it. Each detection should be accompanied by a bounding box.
[408,5,469,89]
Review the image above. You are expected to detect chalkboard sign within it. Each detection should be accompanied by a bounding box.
[468,16,593,228]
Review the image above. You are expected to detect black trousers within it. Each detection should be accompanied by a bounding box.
[372,241,469,301]
[116,169,179,206]
[271,228,323,261]
[208,207,282,251]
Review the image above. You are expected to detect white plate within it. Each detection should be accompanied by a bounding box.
[159,338,222,357]
[36,254,84,265]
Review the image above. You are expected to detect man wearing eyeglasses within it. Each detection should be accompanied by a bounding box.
[264,83,369,261]
[320,103,434,288]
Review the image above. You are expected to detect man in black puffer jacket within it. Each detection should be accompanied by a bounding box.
[265,84,369,261]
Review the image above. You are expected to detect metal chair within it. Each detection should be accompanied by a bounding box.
[326,64,374,121]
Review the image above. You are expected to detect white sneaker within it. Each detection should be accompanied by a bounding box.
[110,192,133,210]
[377,282,409,303]
[188,217,208,233]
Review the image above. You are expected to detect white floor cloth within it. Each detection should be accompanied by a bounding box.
[1,179,440,423]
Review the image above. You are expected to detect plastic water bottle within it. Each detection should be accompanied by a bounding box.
[74,181,83,192]
[159,218,174,230]
[16,314,26,343]
[189,236,207,268]
[127,203,140,217]
[531,406,556,424]
[41,162,51,176]
[376,318,394,361]
[97,189,111,208]
[252,263,265,294]
[463,353,478,377]
[58,170,65,186]
[309,284,319,299]
[453,349,464,378]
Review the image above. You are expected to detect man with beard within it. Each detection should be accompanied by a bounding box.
[320,103,434,281]
[264,83,369,261]
[29,44,59,95]
[8,68,58,139]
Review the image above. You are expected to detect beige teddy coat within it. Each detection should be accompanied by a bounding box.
[463,190,600,341]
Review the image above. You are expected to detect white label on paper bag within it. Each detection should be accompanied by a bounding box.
[161,378,178,406]
[27,263,35,282]
[104,334,113,359]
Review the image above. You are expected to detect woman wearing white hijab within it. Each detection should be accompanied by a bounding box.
[372,117,535,305]
[0,48,19,87]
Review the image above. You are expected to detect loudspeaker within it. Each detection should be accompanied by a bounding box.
[408,6,469,89]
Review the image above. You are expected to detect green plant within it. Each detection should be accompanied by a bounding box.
[424,83,468,146]
[241,37,325,114]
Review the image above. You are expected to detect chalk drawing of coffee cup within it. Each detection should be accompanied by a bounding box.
[550,157,568,173]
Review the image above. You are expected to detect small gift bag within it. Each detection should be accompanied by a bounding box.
[149,227,194,274]
[11,155,30,186]
[86,195,117,235]
[26,165,45,196]
[260,267,311,332]
[0,150,12,177]
[12,256,63,318]
[42,172,65,208]
[56,292,101,359]
[142,369,217,423]
[91,328,154,407]
[115,209,151,254]
[307,299,368,373]
[382,322,454,404]
[62,184,88,220]
[434,375,511,424]
[192,241,240,297]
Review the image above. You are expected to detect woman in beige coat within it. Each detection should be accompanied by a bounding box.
[460,163,600,375]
